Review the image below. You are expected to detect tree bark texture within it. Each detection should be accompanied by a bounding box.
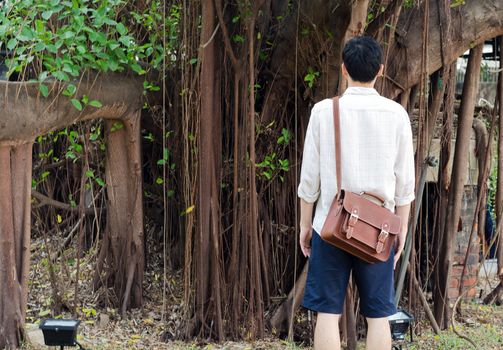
[93,111,144,315]
[0,73,143,143]
[434,44,483,328]
[473,118,490,243]
[433,62,456,315]
[497,36,503,292]
[385,0,503,97]
[338,0,370,94]
[0,143,32,348]
[195,0,225,339]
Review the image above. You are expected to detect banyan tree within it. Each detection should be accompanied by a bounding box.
[0,0,503,348]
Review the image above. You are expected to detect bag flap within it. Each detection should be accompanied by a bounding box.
[342,191,401,234]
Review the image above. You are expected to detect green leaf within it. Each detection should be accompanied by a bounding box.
[53,71,69,81]
[46,44,58,53]
[35,20,44,33]
[95,178,105,187]
[116,23,127,35]
[42,11,53,20]
[89,100,102,108]
[71,99,83,111]
[39,309,51,317]
[65,151,76,160]
[85,170,94,178]
[18,28,35,41]
[0,25,8,37]
[38,71,49,82]
[6,38,17,50]
[34,42,46,52]
[155,177,164,185]
[232,35,244,43]
[60,31,75,40]
[63,84,77,96]
[110,122,123,132]
[39,84,49,97]
[131,63,146,75]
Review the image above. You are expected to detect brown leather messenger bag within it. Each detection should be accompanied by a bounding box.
[320,96,401,263]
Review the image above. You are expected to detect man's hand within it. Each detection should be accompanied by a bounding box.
[394,204,411,269]
[393,234,406,269]
[300,226,313,258]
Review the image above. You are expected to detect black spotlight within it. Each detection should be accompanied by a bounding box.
[39,319,86,350]
[388,309,414,350]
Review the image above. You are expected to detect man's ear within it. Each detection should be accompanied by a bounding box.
[378,64,384,77]
[341,63,349,78]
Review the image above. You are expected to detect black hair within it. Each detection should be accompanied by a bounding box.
[342,36,383,83]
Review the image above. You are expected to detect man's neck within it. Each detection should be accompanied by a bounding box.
[347,81,376,88]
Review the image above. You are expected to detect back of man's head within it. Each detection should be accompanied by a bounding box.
[342,36,383,83]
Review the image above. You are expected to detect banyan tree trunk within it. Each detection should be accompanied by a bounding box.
[385,0,503,98]
[485,36,503,304]
[0,73,143,345]
[496,37,503,300]
[93,111,144,315]
[0,143,33,348]
[434,44,483,328]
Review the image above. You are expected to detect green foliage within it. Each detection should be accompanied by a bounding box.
[488,157,498,223]
[277,128,291,145]
[32,122,107,191]
[0,0,171,108]
[450,0,465,8]
[404,0,415,8]
[232,34,245,43]
[304,67,319,89]
[256,128,291,182]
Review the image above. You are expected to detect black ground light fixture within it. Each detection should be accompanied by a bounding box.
[39,319,86,350]
[388,309,414,350]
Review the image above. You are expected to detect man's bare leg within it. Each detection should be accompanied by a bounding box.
[366,317,391,350]
[314,313,341,350]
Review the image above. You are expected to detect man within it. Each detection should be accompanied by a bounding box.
[297,36,415,350]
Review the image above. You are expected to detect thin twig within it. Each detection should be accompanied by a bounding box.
[451,287,477,349]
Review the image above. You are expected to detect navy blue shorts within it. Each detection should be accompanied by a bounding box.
[302,231,396,318]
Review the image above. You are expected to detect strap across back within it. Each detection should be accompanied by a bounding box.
[332,97,342,201]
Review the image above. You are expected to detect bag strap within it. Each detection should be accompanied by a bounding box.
[332,98,386,207]
[333,96,342,201]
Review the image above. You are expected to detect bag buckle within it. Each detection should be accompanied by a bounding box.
[345,209,359,239]
[376,223,389,253]
[349,209,359,226]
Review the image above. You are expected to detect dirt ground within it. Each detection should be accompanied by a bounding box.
[23,237,503,349]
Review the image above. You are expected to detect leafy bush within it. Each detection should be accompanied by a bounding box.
[0,0,169,87]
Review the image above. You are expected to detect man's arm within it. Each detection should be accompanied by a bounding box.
[394,203,411,268]
[297,105,320,258]
[299,199,314,257]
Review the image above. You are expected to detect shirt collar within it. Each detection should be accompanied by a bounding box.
[343,86,380,96]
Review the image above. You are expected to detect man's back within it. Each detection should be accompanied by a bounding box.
[298,86,415,234]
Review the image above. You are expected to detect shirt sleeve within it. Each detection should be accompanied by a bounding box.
[394,110,415,206]
[297,106,321,203]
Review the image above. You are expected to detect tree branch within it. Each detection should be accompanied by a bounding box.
[32,190,99,215]
[366,0,405,38]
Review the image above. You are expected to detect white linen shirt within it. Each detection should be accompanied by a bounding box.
[298,86,415,234]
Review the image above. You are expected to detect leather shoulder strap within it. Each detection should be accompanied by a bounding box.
[333,97,342,200]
